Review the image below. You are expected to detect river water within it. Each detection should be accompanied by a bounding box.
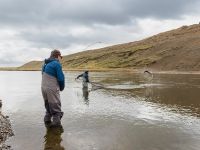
[0,71,200,150]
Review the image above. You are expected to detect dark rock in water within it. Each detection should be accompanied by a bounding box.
[0,100,2,114]
[0,113,13,149]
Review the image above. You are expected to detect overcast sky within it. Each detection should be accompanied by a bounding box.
[0,0,200,66]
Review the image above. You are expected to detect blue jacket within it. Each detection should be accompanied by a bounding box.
[42,58,65,91]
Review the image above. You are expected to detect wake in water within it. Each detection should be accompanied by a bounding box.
[75,70,155,91]
[87,70,155,91]
[143,70,153,81]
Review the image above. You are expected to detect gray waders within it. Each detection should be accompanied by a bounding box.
[82,78,88,88]
[41,73,63,127]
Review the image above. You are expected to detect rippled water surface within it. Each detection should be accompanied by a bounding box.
[0,71,200,150]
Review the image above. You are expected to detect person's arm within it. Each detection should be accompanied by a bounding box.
[76,74,83,79]
[56,63,65,91]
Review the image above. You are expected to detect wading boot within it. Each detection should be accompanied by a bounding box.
[44,114,52,125]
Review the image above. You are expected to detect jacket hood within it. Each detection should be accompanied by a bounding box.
[44,58,58,64]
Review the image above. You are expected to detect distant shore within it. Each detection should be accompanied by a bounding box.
[0,67,200,74]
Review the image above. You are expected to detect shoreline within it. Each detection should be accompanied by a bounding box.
[0,68,200,74]
[0,114,13,149]
[0,100,13,149]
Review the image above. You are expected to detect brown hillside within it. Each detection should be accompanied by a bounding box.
[18,24,200,71]
[18,61,42,71]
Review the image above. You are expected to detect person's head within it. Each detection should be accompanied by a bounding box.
[50,49,62,60]
[84,71,89,74]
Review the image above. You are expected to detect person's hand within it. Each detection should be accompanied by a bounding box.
[60,87,64,91]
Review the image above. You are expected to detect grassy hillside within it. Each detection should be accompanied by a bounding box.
[18,61,43,71]
[18,24,200,71]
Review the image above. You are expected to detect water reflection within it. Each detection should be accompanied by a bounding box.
[1,72,200,150]
[44,126,64,150]
[82,87,89,105]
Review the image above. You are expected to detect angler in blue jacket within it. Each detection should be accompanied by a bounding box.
[41,49,65,127]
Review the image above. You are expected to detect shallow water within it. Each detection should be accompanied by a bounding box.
[0,71,200,150]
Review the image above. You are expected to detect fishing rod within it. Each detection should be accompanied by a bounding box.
[90,81,105,89]
[75,78,106,90]
[83,41,102,51]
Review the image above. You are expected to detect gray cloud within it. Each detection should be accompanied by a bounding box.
[18,31,72,48]
[0,0,200,66]
[17,23,140,50]
[120,0,199,19]
[0,0,199,27]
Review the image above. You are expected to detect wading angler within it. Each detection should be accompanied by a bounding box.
[41,49,65,127]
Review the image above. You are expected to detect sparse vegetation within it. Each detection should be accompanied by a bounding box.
[1,24,200,72]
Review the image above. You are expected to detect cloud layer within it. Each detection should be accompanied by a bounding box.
[0,0,200,66]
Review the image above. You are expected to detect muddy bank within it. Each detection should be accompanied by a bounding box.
[0,100,14,149]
